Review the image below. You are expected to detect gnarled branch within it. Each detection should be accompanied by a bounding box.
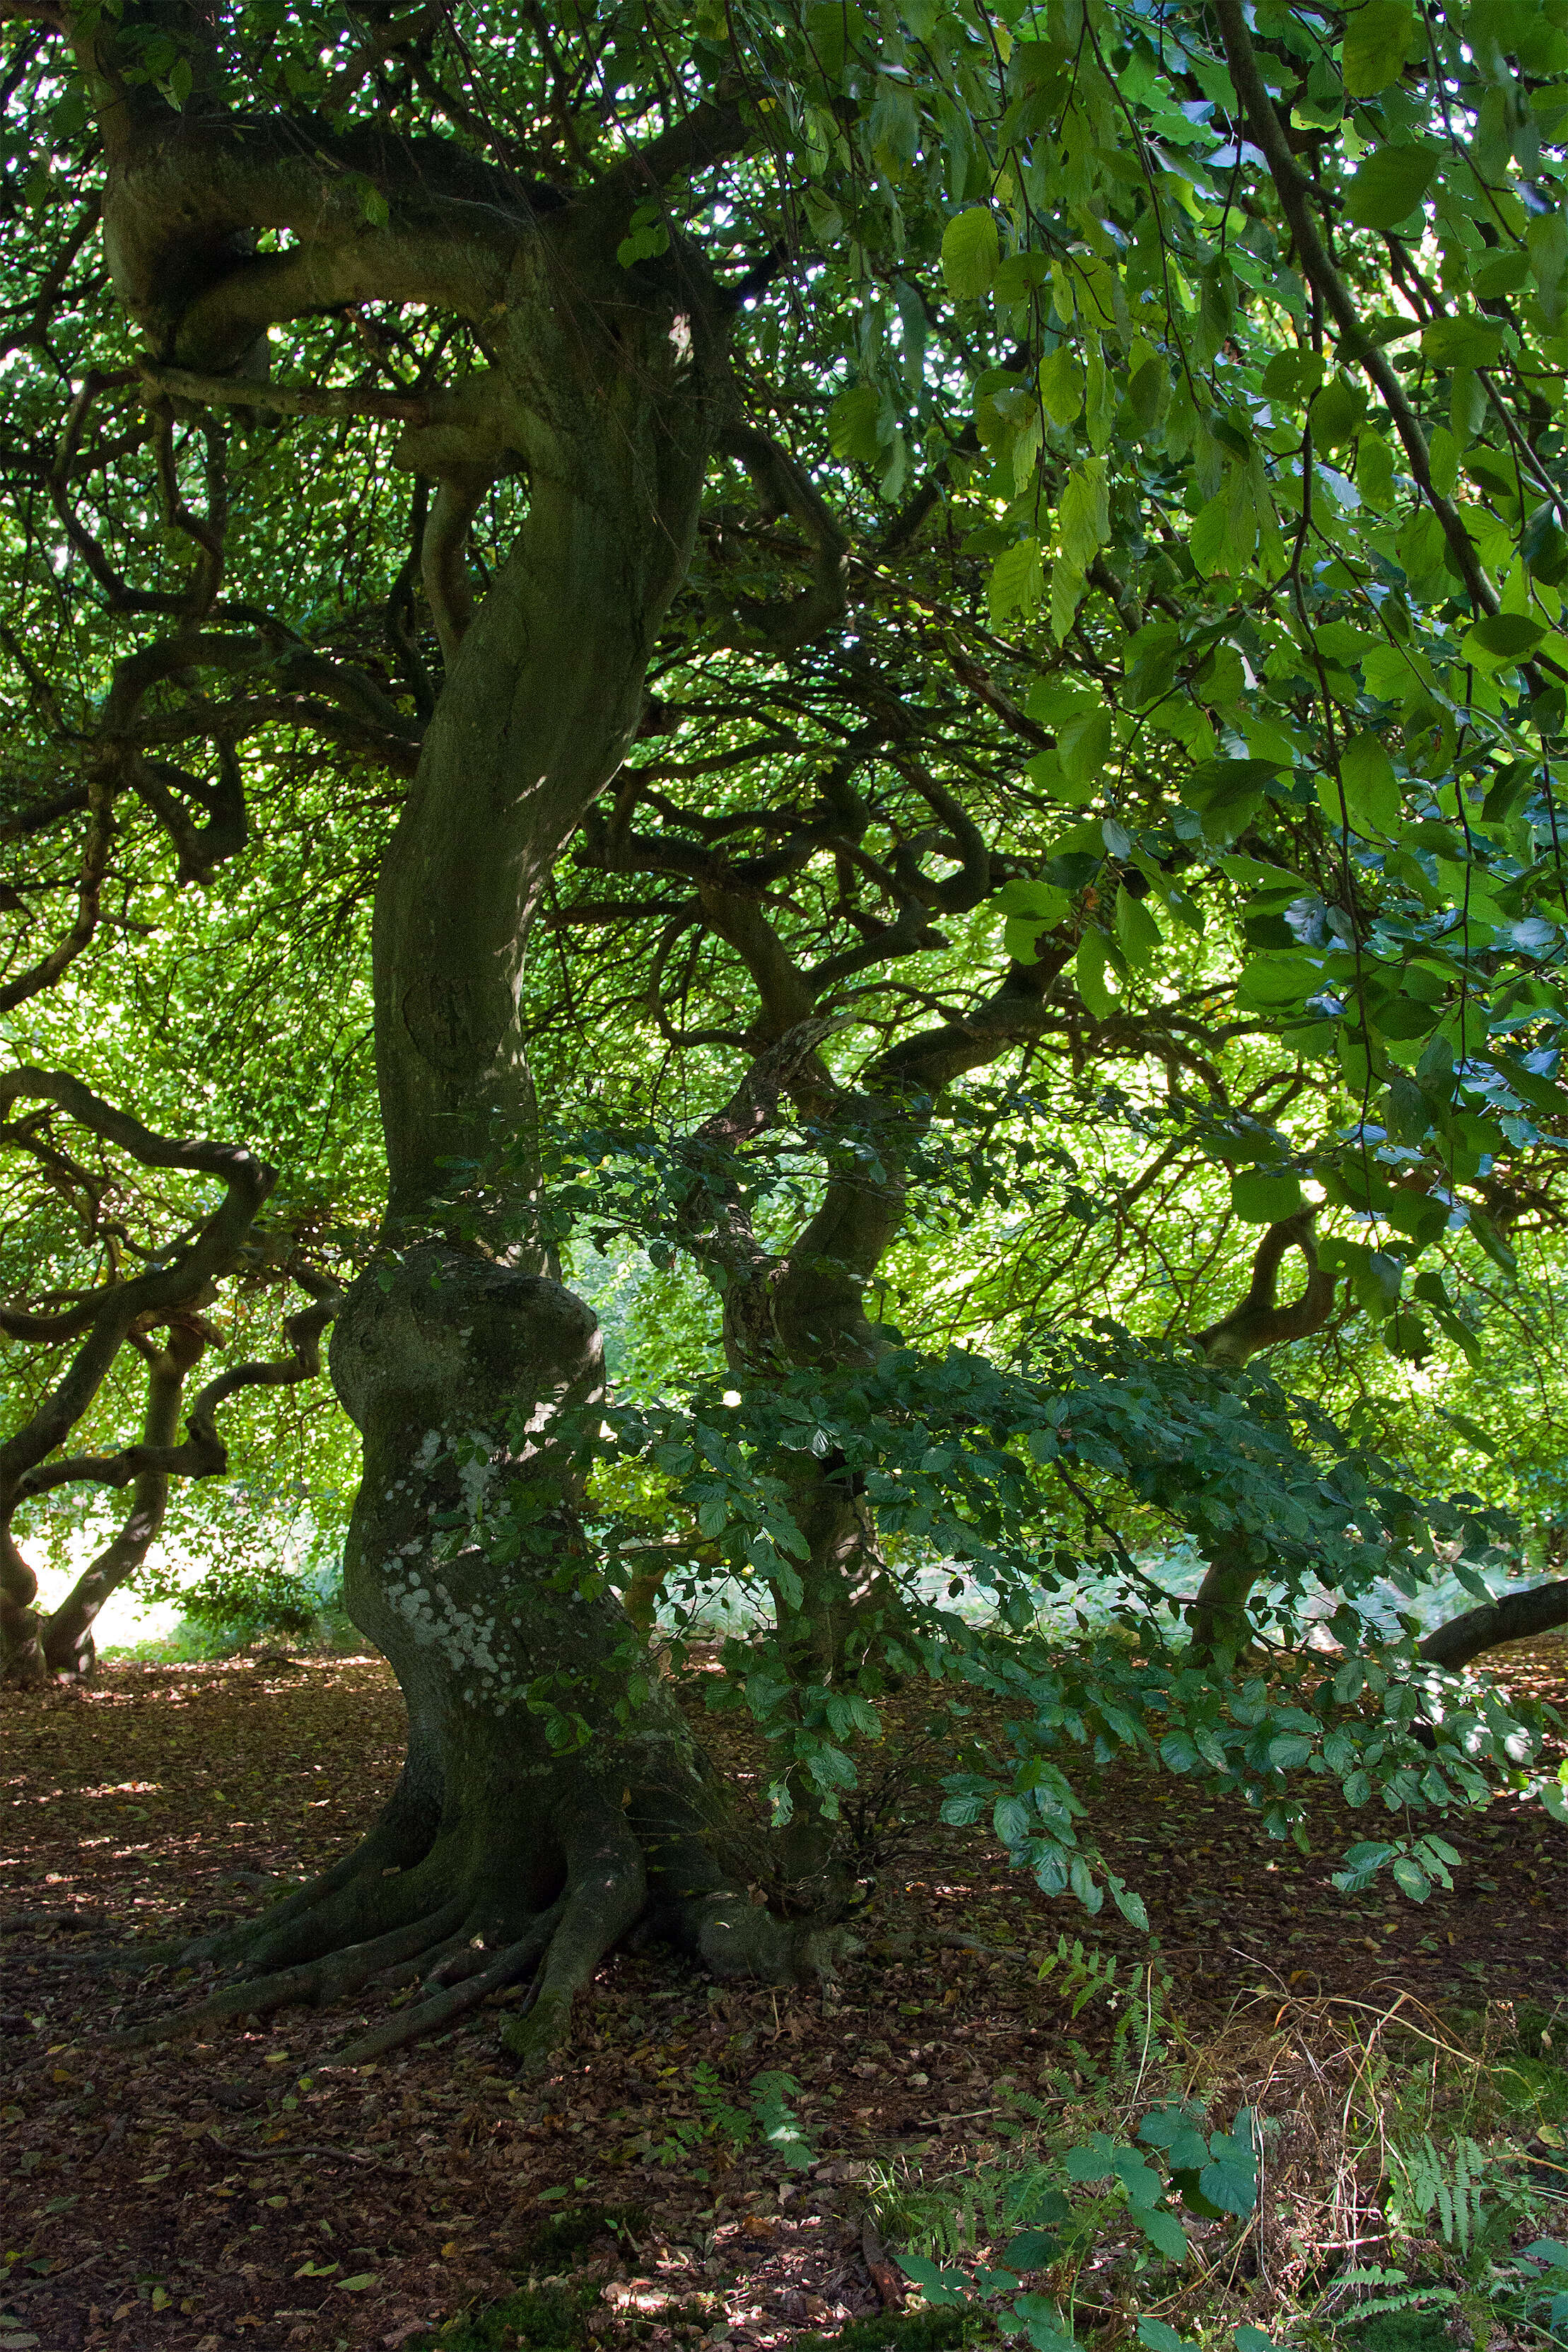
[1193,1211,1335,1368]
[0,1069,277,1681]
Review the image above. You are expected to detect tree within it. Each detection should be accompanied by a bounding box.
[3,0,1567,2064]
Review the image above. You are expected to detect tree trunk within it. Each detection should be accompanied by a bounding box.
[152,239,838,2063]
[41,1324,205,1677]
[0,1530,44,1687]
[167,1245,809,2066]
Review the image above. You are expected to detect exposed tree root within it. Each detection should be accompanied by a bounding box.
[110,1808,853,2071]
[339,1897,566,2066]
[115,1897,469,2047]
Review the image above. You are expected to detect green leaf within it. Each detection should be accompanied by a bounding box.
[1115,885,1162,970]
[1231,1170,1306,1223]
[990,537,1043,622]
[829,385,884,465]
[1039,344,1083,428]
[1059,458,1110,576]
[1337,732,1401,834]
[1190,489,1234,577]
[1109,1874,1150,1931]
[1073,929,1118,1018]
[1058,706,1113,785]
[1472,248,1531,298]
[1002,2229,1063,2270]
[1183,757,1282,844]
[1131,2206,1190,2263]
[1065,2133,1117,2182]
[1342,0,1414,95]
[1422,316,1504,370]
[942,207,1000,299]
[897,2250,973,2307]
[1005,890,1070,963]
[337,2275,378,2293]
[1114,2149,1164,2206]
[1345,143,1437,229]
[1199,2126,1259,2218]
[1235,954,1321,1007]
[1311,374,1368,447]
[1465,612,1546,660]
[1171,2167,1227,2221]
[1137,2319,1198,2352]
[1391,1854,1431,1901]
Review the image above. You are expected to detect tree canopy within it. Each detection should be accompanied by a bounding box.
[1,0,1567,2057]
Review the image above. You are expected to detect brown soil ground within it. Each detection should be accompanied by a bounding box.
[1,1641,1564,2352]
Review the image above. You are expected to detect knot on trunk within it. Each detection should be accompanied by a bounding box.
[330,1245,604,1444]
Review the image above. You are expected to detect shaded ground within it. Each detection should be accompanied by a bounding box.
[1,1641,1564,2352]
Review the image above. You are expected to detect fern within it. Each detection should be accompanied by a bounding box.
[870,2154,1065,2261]
[691,2060,754,2150]
[1388,2133,1489,2254]
[1326,2264,1458,2322]
[1036,1935,1121,2020]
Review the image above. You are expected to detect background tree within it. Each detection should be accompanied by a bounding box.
[2,0,1567,2063]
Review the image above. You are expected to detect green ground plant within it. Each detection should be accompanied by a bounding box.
[865,1957,1568,2352]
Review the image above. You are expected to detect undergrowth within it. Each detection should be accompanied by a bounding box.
[867,1949,1568,2351]
[414,1952,1568,2352]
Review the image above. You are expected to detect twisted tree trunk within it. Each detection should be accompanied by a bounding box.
[152,227,835,2066]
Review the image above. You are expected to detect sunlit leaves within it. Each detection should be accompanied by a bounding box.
[941,206,1000,299]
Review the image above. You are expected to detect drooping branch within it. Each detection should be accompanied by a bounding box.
[1193,1211,1335,1368]
[1207,0,1499,617]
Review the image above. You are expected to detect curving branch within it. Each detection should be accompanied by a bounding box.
[0,769,114,1015]
[18,1266,342,1499]
[1182,1214,1337,1662]
[37,1317,209,1678]
[673,1016,846,1362]
[1193,1211,1335,1368]
[137,363,431,426]
[128,744,247,885]
[0,1069,278,1682]
[1417,1577,1568,1670]
[420,464,491,665]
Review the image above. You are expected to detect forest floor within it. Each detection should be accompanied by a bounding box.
[1,1641,1564,2352]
